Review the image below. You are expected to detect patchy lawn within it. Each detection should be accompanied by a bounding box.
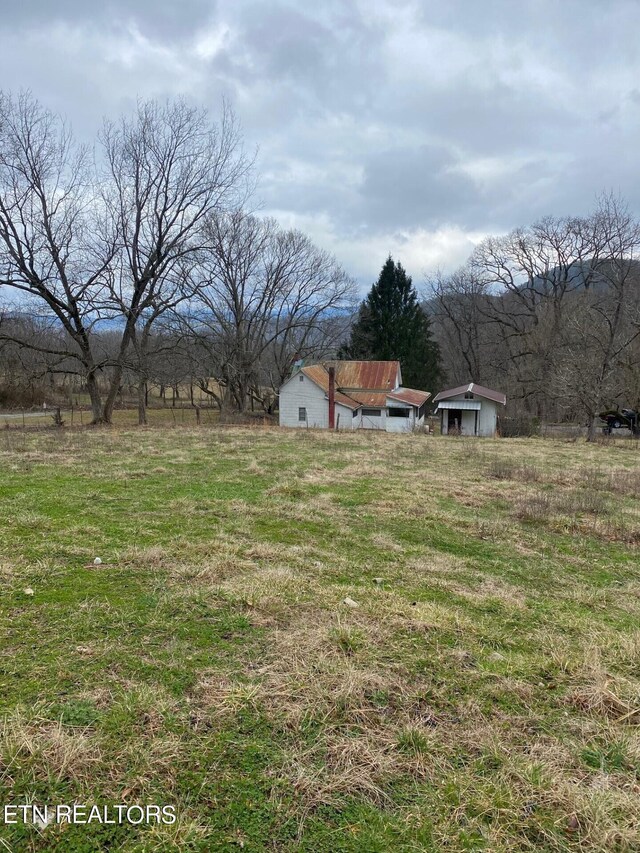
[0,426,639,851]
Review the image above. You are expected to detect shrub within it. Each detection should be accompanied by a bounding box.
[487,460,540,482]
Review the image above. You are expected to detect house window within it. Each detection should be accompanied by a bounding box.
[352,408,359,417]
[298,407,307,422]
[388,407,411,418]
[299,374,304,382]
[361,408,381,416]
[465,392,474,399]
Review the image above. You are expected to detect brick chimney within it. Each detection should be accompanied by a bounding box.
[328,366,335,429]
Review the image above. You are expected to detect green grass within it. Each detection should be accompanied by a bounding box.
[1,426,640,850]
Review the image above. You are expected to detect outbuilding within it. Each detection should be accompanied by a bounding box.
[433,382,506,436]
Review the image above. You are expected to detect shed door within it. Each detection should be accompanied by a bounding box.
[447,409,461,433]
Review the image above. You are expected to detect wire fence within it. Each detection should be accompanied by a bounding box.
[1,404,277,431]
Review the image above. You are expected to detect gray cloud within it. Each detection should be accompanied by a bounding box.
[3,0,215,41]
[1,0,639,287]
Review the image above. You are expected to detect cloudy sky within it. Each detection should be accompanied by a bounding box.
[1,0,639,289]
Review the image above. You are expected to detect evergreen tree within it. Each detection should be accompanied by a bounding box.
[339,256,442,390]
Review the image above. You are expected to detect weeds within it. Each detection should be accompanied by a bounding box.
[487,459,541,482]
[1,427,640,850]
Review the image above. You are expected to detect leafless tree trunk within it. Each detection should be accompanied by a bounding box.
[0,92,116,422]
[99,98,253,423]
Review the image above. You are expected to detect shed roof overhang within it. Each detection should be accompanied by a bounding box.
[435,400,481,411]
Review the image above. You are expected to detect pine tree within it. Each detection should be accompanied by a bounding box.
[339,256,442,390]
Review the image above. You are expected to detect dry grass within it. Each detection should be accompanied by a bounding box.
[0,711,103,786]
[1,426,640,850]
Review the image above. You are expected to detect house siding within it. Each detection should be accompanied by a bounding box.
[335,403,354,430]
[358,409,386,430]
[385,397,420,432]
[279,374,329,428]
[477,400,498,436]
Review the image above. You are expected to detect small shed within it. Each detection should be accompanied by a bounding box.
[433,383,506,436]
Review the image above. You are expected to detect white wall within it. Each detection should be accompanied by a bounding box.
[279,373,328,428]
[279,373,357,429]
[385,414,412,432]
[477,400,498,436]
[357,409,386,430]
[279,369,430,433]
[461,409,476,435]
[335,404,355,430]
[385,400,416,432]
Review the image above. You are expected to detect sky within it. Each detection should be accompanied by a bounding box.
[1,0,639,291]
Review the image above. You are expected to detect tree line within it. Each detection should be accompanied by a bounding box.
[0,92,355,423]
[428,194,640,439]
[1,90,639,437]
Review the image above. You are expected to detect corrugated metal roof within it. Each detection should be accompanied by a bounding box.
[298,361,431,412]
[330,361,400,391]
[347,392,389,408]
[433,382,506,406]
[334,391,359,410]
[301,364,331,391]
[387,388,431,406]
[435,400,481,411]
[300,366,360,409]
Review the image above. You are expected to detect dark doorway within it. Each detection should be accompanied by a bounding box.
[447,409,462,434]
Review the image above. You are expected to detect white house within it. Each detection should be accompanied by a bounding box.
[278,360,431,432]
[433,382,506,436]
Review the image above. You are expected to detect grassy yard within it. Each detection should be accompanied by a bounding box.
[0,427,639,851]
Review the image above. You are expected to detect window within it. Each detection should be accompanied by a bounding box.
[388,407,411,418]
[298,407,307,422]
[352,408,359,417]
[361,408,381,416]
[464,392,474,399]
[299,374,304,382]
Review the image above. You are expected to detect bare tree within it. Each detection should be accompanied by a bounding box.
[0,91,115,421]
[553,196,640,439]
[426,198,640,429]
[467,214,605,417]
[187,210,355,411]
[427,265,488,384]
[98,98,253,423]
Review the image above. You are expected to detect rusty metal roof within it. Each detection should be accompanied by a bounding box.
[433,382,506,406]
[299,361,431,411]
[302,361,400,391]
[300,365,360,409]
[323,361,401,391]
[387,388,431,407]
[347,392,389,408]
[334,391,359,410]
[301,364,332,391]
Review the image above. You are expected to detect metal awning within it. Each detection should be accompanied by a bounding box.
[435,400,481,411]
